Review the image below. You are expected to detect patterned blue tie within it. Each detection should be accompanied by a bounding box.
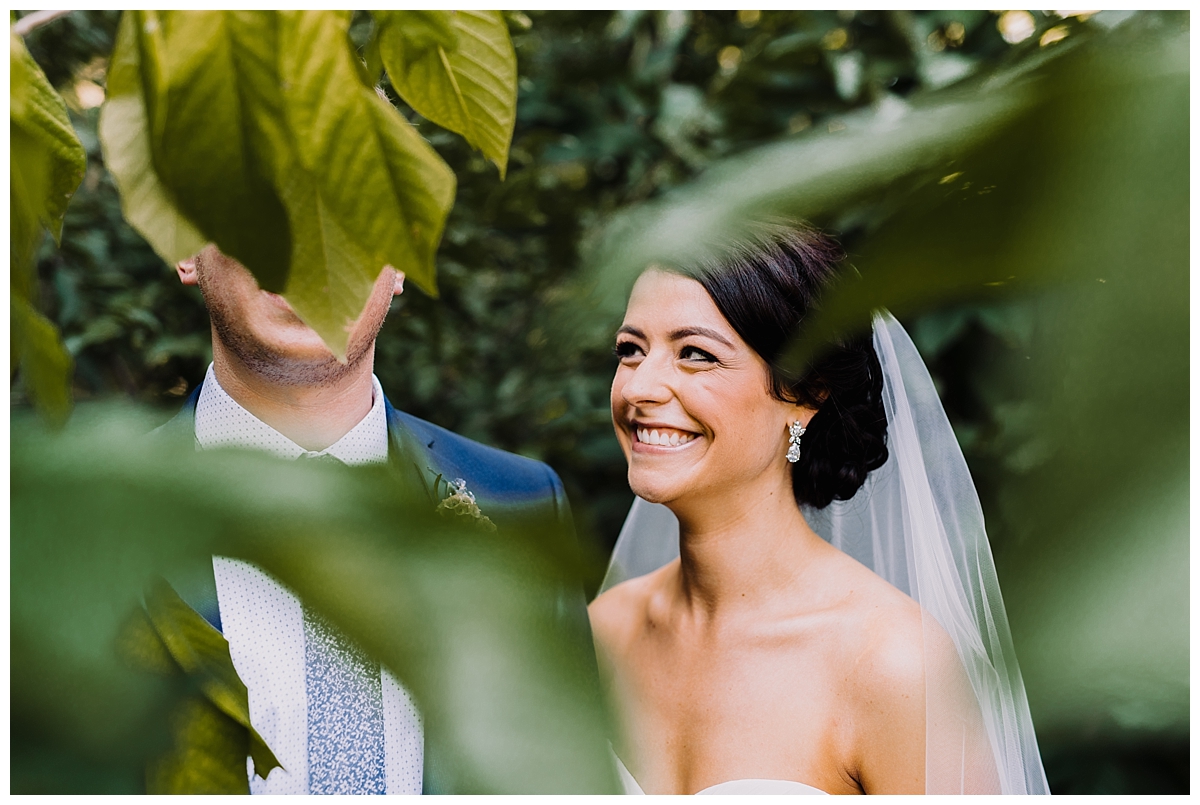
[304,605,387,794]
[296,453,386,794]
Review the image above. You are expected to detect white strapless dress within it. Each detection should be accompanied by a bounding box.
[614,754,829,796]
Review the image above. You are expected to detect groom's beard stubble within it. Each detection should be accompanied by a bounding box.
[201,283,383,388]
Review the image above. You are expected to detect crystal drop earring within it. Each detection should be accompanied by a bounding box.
[786,420,806,464]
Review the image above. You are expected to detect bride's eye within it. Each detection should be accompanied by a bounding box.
[614,340,644,360]
[680,345,718,363]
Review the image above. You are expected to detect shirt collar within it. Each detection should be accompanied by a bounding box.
[194,364,389,466]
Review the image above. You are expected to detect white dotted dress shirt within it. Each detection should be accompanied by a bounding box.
[194,364,423,795]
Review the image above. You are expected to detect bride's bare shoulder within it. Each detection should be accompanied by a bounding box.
[829,554,946,692]
[825,553,964,792]
[588,561,675,652]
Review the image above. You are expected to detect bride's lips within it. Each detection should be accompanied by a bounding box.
[629,421,702,452]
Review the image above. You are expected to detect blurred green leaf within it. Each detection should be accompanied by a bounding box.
[579,86,1028,339]
[145,695,255,794]
[12,406,617,793]
[116,607,178,676]
[141,579,281,784]
[377,10,517,178]
[1002,469,1188,740]
[10,30,85,424]
[100,10,457,359]
[581,17,1186,372]
[97,14,209,273]
[791,23,1187,364]
[11,32,86,259]
[11,298,74,426]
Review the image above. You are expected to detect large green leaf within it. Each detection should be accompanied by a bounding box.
[578,86,1029,338]
[104,11,293,291]
[119,607,256,794]
[377,10,517,178]
[142,579,282,784]
[12,407,616,793]
[10,298,73,427]
[145,695,255,794]
[10,32,85,257]
[272,10,455,356]
[100,10,456,359]
[580,17,1182,361]
[10,31,84,425]
[98,13,207,271]
[376,9,458,55]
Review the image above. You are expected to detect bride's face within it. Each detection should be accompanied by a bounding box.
[611,269,806,507]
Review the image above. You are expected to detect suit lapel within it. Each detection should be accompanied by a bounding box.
[384,396,457,508]
[383,397,460,796]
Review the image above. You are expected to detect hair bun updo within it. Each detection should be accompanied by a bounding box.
[679,223,889,509]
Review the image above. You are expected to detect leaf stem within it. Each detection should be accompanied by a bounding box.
[11,10,73,37]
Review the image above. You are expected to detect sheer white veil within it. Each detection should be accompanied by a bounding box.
[600,311,1049,795]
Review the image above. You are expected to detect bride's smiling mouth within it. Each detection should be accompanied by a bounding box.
[630,422,701,450]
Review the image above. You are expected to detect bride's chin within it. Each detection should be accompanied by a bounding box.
[627,470,688,506]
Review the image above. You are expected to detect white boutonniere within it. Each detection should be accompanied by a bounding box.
[434,476,497,533]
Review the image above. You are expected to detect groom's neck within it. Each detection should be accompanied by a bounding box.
[211,339,378,452]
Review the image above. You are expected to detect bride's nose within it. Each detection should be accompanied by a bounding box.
[620,354,673,407]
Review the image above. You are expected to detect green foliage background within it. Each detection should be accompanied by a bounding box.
[14,10,1189,794]
[15,7,1038,561]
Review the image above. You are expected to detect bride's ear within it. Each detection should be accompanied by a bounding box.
[777,382,827,429]
[788,405,818,430]
[776,399,818,433]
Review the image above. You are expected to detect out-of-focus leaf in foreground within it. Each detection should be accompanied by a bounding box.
[10,298,75,426]
[10,31,85,424]
[582,14,1185,356]
[11,406,616,793]
[576,64,1025,336]
[124,579,281,793]
[10,32,85,272]
[376,10,518,178]
[100,10,456,359]
[582,11,1188,752]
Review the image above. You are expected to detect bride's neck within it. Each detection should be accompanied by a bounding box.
[672,482,825,617]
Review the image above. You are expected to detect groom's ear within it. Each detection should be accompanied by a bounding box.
[176,256,199,286]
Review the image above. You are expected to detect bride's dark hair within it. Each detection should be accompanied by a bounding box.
[675,222,888,509]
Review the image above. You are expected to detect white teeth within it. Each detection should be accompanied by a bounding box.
[635,428,696,446]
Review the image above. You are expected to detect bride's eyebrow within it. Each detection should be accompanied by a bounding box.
[616,325,646,339]
[669,326,734,347]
